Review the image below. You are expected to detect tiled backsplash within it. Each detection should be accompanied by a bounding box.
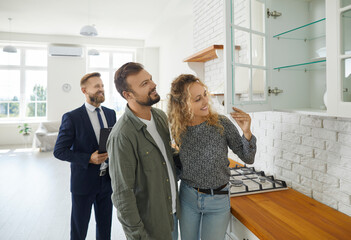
[193,0,351,216]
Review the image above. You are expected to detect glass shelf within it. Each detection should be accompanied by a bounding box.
[274,58,326,71]
[273,108,328,116]
[273,18,326,41]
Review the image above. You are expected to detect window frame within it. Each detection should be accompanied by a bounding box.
[0,45,48,121]
[224,0,271,113]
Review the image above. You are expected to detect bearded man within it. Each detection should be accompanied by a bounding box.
[107,62,180,240]
[54,72,116,240]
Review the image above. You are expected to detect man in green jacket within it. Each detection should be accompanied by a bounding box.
[107,62,180,240]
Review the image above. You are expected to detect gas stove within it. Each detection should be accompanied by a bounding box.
[229,165,288,197]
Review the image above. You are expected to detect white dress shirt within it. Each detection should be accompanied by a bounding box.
[85,102,108,170]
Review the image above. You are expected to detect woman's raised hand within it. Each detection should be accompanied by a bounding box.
[230,107,252,141]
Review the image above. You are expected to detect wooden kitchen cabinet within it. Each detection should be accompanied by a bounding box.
[224,0,351,117]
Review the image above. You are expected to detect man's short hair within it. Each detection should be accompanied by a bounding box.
[80,72,101,87]
[114,62,144,99]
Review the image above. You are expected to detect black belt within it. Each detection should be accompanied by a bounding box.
[194,184,228,195]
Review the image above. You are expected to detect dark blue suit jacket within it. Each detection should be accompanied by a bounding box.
[54,104,116,195]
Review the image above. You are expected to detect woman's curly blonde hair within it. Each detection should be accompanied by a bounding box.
[167,74,223,147]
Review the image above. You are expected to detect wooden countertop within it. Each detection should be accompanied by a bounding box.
[229,161,351,240]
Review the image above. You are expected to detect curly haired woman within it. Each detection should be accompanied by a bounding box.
[168,74,257,240]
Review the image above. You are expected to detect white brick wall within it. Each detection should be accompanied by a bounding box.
[193,0,225,93]
[193,0,351,216]
[247,113,351,216]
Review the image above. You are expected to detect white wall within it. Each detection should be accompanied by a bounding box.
[194,0,351,216]
[144,0,195,110]
[157,22,195,100]
[47,56,86,121]
[136,47,160,90]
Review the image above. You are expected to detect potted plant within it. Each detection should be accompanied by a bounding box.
[18,123,32,147]
[18,123,32,136]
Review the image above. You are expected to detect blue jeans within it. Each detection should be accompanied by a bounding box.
[179,181,230,240]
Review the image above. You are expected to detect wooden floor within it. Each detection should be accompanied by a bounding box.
[0,147,126,240]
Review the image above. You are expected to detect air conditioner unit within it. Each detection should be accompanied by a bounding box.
[48,45,83,57]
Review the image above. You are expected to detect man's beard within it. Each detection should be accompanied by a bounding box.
[135,88,160,106]
[89,92,105,104]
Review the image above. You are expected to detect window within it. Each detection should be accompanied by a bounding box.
[87,49,135,118]
[0,46,47,120]
[225,0,267,108]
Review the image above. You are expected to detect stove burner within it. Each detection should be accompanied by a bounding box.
[231,179,243,187]
[258,176,266,183]
[241,168,251,173]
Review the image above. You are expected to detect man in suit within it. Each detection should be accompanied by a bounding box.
[54,72,116,240]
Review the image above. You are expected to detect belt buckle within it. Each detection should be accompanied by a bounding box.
[197,188,205,194]
[99,169,106,176]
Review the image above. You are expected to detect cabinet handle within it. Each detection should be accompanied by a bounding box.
[267,8,282,19]
[268,87,283,96]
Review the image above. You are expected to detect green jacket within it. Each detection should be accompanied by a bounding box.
[107,105,180,240]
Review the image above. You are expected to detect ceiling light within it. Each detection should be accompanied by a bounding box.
[80,0,98,37]
[80,25,98,36]
[3,18,17,53]
[88,49,99,56]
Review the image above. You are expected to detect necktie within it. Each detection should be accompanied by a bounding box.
[96,108,105,129]
[96,107,109,166]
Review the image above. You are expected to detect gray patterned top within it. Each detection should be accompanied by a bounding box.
[179,115,256,189]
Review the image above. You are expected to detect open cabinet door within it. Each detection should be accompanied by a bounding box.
[224,0,272,113]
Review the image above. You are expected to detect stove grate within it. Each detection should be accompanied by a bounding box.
[229,165,288,197]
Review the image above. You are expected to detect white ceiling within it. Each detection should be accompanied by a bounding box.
[0,0,193,40]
